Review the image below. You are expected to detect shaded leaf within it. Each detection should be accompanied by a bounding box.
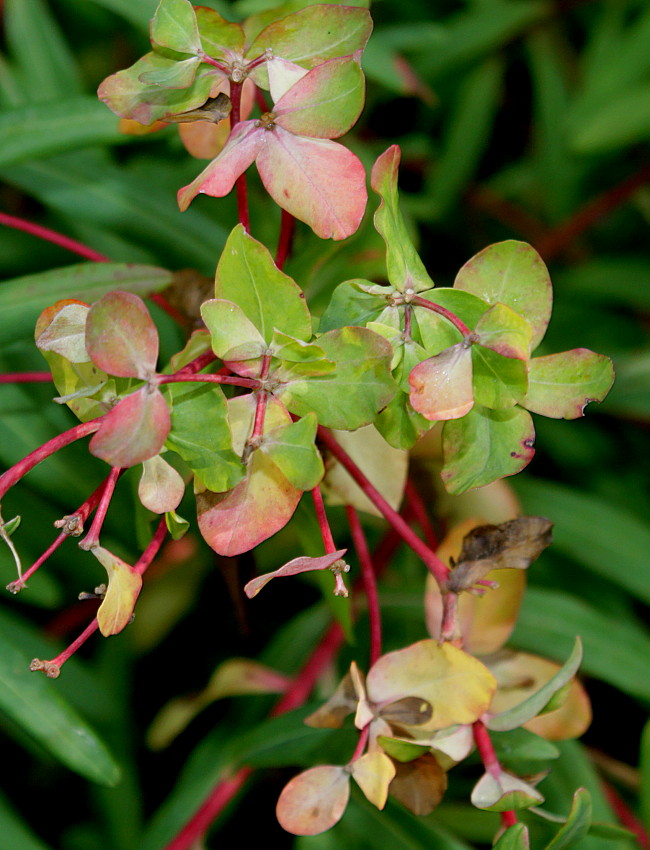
[519,350,614,419]
[389,754,448,816]
[244,550,347,599]
[86,291,159,379]
[92,547,143,637]
[276,765,350,836]
[371,145,434,293]
[89,387,171,468]
[448,517,553,592]
[471,770,544,811]
[305,667,358,730]
[138,454,185,513]
[409,342,474,421]
[454,242,552,350]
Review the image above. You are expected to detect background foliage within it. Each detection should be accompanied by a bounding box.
[0,0,649,847]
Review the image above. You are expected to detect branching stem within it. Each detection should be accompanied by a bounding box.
[159,373,260,390]
[78,466,121,551]
[411,295,471,336]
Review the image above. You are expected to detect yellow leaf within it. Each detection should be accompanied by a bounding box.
[350,751,395,809]
[92,547,142,637]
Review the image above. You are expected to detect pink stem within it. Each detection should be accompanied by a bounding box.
[250,354,272,442]
[411,295,471,336]
[149,293,189,326]
[311,485,337,554]
[229,82,250,232]
[404,478,438,549]
[7,532,67,593]
[0,372,52,384]
[472,720,517,829]
[159,374,261,390]
[275,209,295,270]
[349,723,370,764]
[78,466,121,551]
[346,506,381,665]
[318,427,449,587]
[175,350,218,375]
[133,516,169,575]
[0,418,101,501]
[0,212,109,262]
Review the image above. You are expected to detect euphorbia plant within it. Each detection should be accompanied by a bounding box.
[0,1,620,848]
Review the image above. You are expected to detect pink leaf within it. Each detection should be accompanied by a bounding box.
[177,121,262,210]
[244,549,347,598]
[276,765,350,836]
[89,387,171,468]
[267,57,308,104]
[257,128,367,240]
[409,342,474,420]
[197,449,302,556]
[86,291,159,378]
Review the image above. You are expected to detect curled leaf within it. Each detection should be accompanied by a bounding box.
[92,547,143,637]
[244,549,347,598]
[471,770,544,811]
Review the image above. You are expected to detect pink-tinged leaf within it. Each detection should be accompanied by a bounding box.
[138,454,185,513]
[257,128,367,240]
[177,121,262,211]
[244,549,347,598]
[520,349,614,419]
[36,303,91,363]
[471,770,544,812]
[267,57,308,104]
[276,765,350,836]
[86,291,159,379]
[409,342,474,421]
[92,547,143,637]
[274,58,365,139]
[350,752,395,809]
[366,640,496,732]
[474,303,533,361]
[90,388,171,468]
[197,449,301,556]
[455,241,552,351]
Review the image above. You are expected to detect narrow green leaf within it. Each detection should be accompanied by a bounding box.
[487,638,582,732]
[441,405,535,494]
[544,788,592,849]
[570,81,650,154]
[0,624,120,786]
[371,146,434,293]
[0,787,53,850]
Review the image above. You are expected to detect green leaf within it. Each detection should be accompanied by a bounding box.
[150,0,201,55]
[493,824,530,849]
[195,7,245,60]
[454,241,552,350]
[441,405,535,494]
[319,280,392,333]
[215,224,312,343]
[377,736,430,763]
[166,382,244,493]
[375,393,433,450]
[472,345,528,410]
[475,303,533,361]
[0,263,171,347]
[513,478,650,606]
[570,81,650,154]
[519,350,614,419]
[277,326,397,430]
[544,788,592,849]
[487,638,582,731]
[415,289,488,353]
[370,146,434,293]
[138,56,202,89]
[165,509,190,540]
[0,623,120,786]
[200,299,266,364]
[261,413,324,491]
[472,770,544,812]
[490,728,560,766]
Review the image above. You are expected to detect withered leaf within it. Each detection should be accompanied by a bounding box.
[389,753,447,815]
[166,93,232,125]
[448,517,553,592]
[304,667,358,729]
[380,696,433,729]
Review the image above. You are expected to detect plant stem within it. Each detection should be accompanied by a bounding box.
[0,418,102,501]
[404,478,438,549]
[346,506,381,665]
[0,211,109,262]
[78,466,121,550]
[349,723,370,763]
[159,373,261,390]
[275,208,296,270]
[229,81,250,232]
[176,349,218,375]
[472,720,517,829]
[0,372,52,383]
[312,485,337,554]
[411,295,472,336]
[250,354,272,442]
[317,427,449,588]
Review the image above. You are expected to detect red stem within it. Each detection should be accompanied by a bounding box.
[159,373,261,390]
[349,724,370,764]
[404,478,438,550]
[0,418,101,501]
[78,466,121,551]
[250,354,272,442]
[411,296,471,336]
[346,506,381,665]
[175,350,218,375]
[0,372,52,384]
[602,780,650,849]
[275,209,296,270]
[0,212,109,262]
[311,486,337,554]
[229,82,250,232]
[317,427,449,587]
[472,720,517,829]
